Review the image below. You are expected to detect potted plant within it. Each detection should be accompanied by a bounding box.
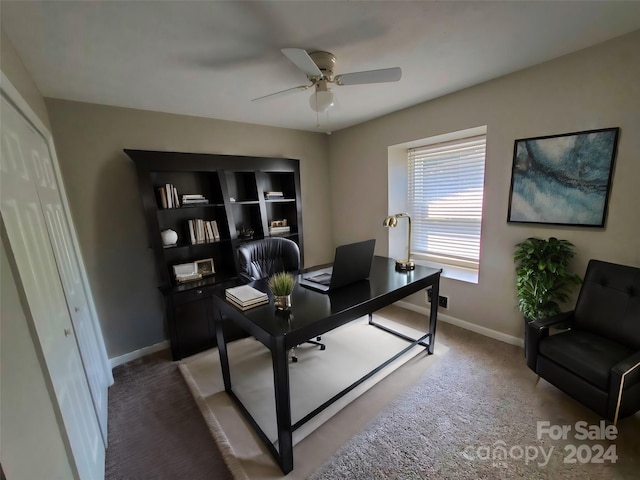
[268,271,296,310]
[514,237,582,322]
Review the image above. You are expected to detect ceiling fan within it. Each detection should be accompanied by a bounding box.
[252,48,402,113]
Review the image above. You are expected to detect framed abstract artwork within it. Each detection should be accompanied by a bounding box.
[507,127,619,227]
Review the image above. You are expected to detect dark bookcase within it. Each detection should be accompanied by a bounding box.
[126,149,304,359]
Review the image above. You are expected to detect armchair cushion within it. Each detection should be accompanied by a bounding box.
[525,311,574,371]
[539,329,634,391]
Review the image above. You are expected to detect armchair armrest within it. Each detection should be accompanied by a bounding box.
[608,350,640,424]
[612,351,640,379]
[525,310,575,372]
[529,310,575,331]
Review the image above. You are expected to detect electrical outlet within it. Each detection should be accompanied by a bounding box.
[426,288,448,309]
[438,295,449,309]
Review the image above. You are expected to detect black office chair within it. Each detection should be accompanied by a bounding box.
[237,237,325,362]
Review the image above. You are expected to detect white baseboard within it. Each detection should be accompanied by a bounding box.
[395,301,524,348]
[109,340,170,369]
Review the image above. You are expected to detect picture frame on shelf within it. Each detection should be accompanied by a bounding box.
[507,127,619,227]
[270,219,288,228]
[195,258,215,276]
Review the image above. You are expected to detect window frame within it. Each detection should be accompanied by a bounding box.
[388,126,487,284]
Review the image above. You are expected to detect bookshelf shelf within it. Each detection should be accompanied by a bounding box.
[126,149,303,359]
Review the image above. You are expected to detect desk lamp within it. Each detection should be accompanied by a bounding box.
[383,213,415,271]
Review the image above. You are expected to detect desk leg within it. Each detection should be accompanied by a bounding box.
[272,337,293,473]
[215,310,232,392]
[428,279,440,354]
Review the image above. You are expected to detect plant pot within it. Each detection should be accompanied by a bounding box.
[274,294,292,311]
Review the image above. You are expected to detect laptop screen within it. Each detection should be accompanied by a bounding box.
[301,239,376,292]
[327,239,376,289]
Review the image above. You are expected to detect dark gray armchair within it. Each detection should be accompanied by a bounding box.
[237,237,325,361]
[525,259,640,424]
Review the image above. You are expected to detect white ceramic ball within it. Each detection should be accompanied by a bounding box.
[161,229,178,246]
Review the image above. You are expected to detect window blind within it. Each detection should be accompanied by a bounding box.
[408,135,486,268]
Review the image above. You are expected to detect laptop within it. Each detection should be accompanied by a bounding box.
[300,239,376,293]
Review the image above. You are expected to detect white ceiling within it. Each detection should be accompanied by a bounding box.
[2,1,640,133]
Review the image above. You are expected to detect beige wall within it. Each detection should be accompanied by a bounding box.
[45,100,332,357]
[328,30,640,341]
[1,30,73,480]
[1,29,51,130]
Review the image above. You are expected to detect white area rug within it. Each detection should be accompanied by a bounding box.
[180,314,447,479]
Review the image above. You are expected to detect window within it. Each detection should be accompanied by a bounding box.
[407,134,486,270]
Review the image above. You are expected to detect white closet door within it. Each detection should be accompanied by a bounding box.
[26,110,110,441]
[1,94,105,480]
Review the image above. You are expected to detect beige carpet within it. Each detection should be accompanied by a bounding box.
[179,313,447,479]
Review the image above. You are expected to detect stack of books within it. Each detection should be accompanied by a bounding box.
[269,225,291,236]
[182,194,209,205]
[264,191,284,200]
[225,285,269,311]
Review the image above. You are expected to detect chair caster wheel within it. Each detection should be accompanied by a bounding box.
[320,345,326,350]
[292,357,298,363]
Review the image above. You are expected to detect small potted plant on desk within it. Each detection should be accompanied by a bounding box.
[268,272,296,311]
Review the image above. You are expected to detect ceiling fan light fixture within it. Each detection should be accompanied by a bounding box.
[309,82,334,113]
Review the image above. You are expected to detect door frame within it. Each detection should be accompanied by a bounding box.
[0,70,113,411]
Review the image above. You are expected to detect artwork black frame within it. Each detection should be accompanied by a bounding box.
[507,127,619,227]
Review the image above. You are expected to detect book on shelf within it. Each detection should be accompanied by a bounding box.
[196,219,205,242]
[182,193,209,205]
[269,226,291,236]
[175,272,202,283]
[172,186,180,208]
[225,284,268,306]
[205,221,214,242]
[158,183,180,208]
[211,220,220,241]
[188,220,196,244]
[188,219,221,244]
[264,191,284,199]
[158,187,168,209]
[165,184,172,208]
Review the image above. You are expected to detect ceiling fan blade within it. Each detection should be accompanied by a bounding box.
[251,84,312,102]
[281,48,322,78]
[334,67,402,86]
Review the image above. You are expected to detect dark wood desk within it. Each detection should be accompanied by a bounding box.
[212,256,442,473]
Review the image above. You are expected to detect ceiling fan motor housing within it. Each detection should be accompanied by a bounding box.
[309,51,336,81]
